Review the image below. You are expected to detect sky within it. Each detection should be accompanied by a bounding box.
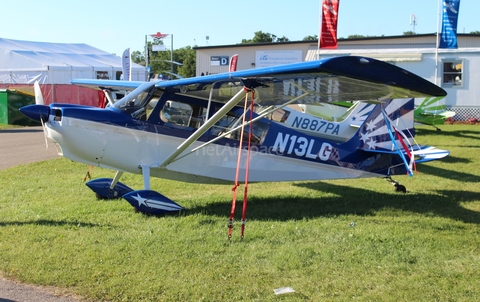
[1,0,477,57]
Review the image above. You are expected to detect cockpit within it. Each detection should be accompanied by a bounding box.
[111,82,272,145]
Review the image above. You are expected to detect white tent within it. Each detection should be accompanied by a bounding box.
[0,38,146,84]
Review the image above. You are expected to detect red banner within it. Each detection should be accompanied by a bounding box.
[319,0,340,49]
[229,54,238,72]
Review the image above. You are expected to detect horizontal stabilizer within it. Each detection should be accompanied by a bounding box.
[412,146,450,163]
[123,190,184,215]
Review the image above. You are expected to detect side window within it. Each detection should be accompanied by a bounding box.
[265,108,290,123]
[96,71,109,79]
[442,60,463,87]
[160,101,193,127]
[212,111,270,145]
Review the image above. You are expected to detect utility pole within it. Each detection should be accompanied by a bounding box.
[410,14,417,34]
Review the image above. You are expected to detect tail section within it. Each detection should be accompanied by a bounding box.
[416,96,447,114]
[414,96,456,127]
[356,99,416,175]
[357,98,415,152]
[355,98,449,174]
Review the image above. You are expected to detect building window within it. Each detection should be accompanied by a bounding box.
[442,60,462,87]
[96,71,109,80]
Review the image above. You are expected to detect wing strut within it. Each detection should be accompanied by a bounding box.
[158,86,249,169]
[171,91,312,164]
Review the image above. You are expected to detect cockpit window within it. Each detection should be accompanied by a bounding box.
[161,101,193,126]
[115,91,149,109]
[113,82,157,110]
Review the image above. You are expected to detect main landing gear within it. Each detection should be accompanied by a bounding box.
[85,171,184,215]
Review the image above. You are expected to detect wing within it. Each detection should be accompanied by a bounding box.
[71,56,446,107]
[71,79,152,91]
[152,56,446,106]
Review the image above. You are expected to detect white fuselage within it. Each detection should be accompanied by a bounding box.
[45,116,381,184]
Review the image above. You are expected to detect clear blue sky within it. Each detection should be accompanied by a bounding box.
[2,0,477,56]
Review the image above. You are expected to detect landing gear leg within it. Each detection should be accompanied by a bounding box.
[110,171,124,190]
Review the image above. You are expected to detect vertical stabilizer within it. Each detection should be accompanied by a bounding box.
[357,99,415,152]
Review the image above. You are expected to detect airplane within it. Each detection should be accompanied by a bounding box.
[20,56,450,218]
[413,96,456,130]
[299,96,456,131]
[278,101,376,142]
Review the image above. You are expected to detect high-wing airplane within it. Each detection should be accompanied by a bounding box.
[300,96,456,131]
[414,96,456,130]
[20,56,449,217]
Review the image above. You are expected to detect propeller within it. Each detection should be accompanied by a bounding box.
[34,81,44,105]
[40,115,48,149]
[34,81,48,148]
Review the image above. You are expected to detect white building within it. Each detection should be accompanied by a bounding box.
[195,34,480,119]
[0,37,146,84]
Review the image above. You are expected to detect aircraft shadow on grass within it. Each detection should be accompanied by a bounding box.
[416,127,480,141]
[0,219,104,228]
[416,163,480,182]
[188,182,480,225]
[433,155,470,164]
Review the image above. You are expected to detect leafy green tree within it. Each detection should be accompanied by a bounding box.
[241,31,289,43]
[470,30,480,34]
[175,46,196,78]
[131,50,144,65]
[303,35,318,41]
[347,34,366,38]
[149,49,176,77]
[403,31,416,35]
[137,44,196,79]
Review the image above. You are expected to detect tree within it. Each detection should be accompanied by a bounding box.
[303,35,318,41]
[470,30,480,34]
[131,50,144,65]
[140,45,196,79]
[347,34,366,39]
[241,31,289,43]
[276,36,290,42]
[175,46,196,78]
[403,31,416,35]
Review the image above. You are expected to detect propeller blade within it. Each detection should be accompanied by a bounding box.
[40,116,48,149]
[34,81,45,105]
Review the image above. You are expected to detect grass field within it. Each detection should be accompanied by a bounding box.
[1,125,479,301]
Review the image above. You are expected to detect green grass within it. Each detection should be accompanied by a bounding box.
[0,124,22,130]
[1,125,480,301]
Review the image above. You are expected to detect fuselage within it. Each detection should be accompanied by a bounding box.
[38,86,411,184]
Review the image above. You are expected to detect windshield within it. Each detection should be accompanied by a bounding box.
[113,82,157,110]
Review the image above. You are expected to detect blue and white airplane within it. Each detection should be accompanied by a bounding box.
[21,56,449,215]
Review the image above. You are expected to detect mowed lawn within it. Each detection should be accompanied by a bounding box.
[0,125,479,301]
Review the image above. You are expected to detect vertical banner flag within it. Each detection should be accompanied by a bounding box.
[319,0,340,49]
[439,0,461,49]
[229,54,238,72]
[122,48,131,81]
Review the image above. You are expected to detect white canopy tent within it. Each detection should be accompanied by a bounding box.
[0,38,146,84]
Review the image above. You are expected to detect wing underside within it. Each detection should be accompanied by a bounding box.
[154,56,446,106]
